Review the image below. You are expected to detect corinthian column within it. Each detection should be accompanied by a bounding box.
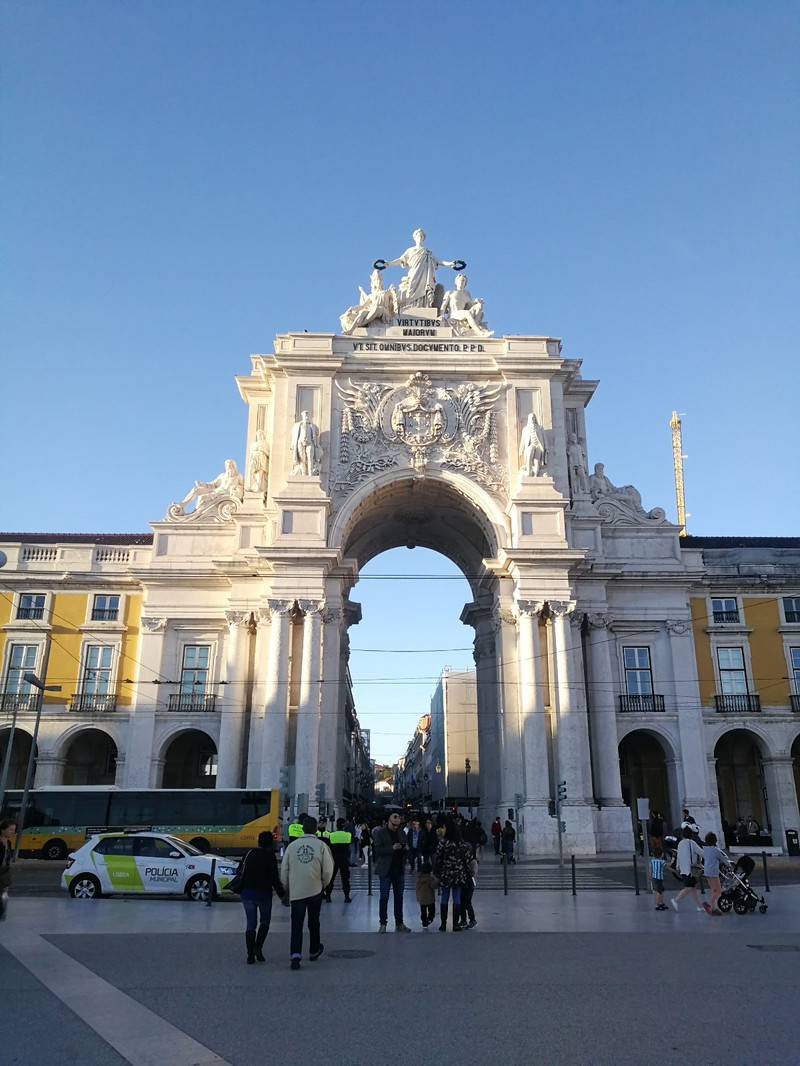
[258,600,294,788]
[516,600,550,803]
[549,601,592,802]
[216,611,251,788]
[294,600,325,799]
[317,605,344,806]
[584,613,624,805]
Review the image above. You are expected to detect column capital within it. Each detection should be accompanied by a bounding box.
[548,599,576,619]
[515,599,546,620]
[322,605,343,625]
[141,616,167,633]
[298,598,326,616]
[586,611,612,631]
[473,634,496,663]
[665,618,692,636]
[267,598,295,616]
[492,605,517,630]
[224,610,250,629]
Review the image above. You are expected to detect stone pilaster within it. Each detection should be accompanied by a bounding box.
[216,611,251,788]
[516,599,550,803]
[294,600,325,799]
[257,600,294,789]
[584,613,625,805]
[123,616,167,787]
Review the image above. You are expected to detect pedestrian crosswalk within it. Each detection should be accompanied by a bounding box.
[342,864,631,891]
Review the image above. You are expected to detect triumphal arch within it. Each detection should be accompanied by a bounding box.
[142,230,707,856]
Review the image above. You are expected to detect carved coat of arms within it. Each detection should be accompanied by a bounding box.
[333,372,507,499]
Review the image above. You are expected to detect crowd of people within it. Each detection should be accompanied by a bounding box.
[648,807,733,916]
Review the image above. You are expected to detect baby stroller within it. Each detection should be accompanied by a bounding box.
[717,855,768,915]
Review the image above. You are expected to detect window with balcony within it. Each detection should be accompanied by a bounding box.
[16,594,45,620]
[715,647,759,712]
[619,647,664,712]
[1,644,38,711]
[791,648,800,712]
[169,645,215,711]
[72,645,116,712]
[712,598,739,624]
[91,594,120,622]
[783,597,800,624]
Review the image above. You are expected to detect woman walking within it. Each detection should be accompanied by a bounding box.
[0,819,16,921]
[238,831,286,964]
[435,818,471,932]
[671,826,709,914]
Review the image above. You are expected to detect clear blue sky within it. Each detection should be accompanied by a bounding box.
[2,2,798,762]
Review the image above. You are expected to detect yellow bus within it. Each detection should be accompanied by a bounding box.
[2,787,281,860]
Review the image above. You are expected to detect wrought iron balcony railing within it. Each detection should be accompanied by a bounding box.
[791,694,800,713]
[70,693,118,713]
[619,693,666,713]
[714,693,761,713]
[0,692,39,713]
[712,610,740,624]
[16,606,44,620]
[168,692,217,713]
[90,608,119,622]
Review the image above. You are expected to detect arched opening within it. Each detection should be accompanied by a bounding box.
[793,733,800,816]
[162,730,217,789]
[714,729,771,845]
[0,728,36,789]
[618,730,671,840]
[62,728,117,785]
[340,474,502,814]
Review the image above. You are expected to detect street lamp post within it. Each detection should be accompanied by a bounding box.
[13,646,61,859]
[465,757,471,816]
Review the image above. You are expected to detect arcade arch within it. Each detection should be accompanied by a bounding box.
[62,728,118,786]
[618,729,675,834]
[714,729,769,836]
[0,727,36,789]
[162,729,217,789]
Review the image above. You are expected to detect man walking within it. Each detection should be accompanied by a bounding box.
[373,812,411,933]
[325,818,352,902]
[281,816,334,970]
[490,816,502,857]
[407,819,422,872]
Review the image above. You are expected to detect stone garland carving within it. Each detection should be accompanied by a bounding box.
[665,619,692,636]
[333,372,507,498]
[589,462,666,525]
[141,616,167,633]
[167,460,244,522]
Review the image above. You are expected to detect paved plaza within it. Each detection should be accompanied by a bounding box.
[2,882,799,1066]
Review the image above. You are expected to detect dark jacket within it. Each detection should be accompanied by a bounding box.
[373,826,407,878]
[238,844,284,897]
[435,838,471,888]
[0,839,12,891]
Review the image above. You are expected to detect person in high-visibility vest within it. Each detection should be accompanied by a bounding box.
[324,818,352,903]
[287,813,307,844]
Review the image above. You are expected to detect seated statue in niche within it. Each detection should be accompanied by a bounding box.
[169,459,245,519]
[519,412,547,477]
[340,269,399,334]
[291,410,322,476]
[247,429,269,495]
[589,462,644,511]
[440,274,493,337]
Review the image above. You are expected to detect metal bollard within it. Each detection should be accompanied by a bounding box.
[503,853,508,896]
[367,849,373,896]
[571,854,577,896]
[206,856,216,907]
[632,852,640,896]
[761,851,770,892]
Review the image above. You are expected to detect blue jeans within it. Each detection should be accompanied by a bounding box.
[290,893,322,959]
[440,885,461,905]
[241,894,273,931]
[378,868,405,925]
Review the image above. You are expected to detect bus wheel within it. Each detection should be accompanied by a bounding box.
[70,875,101,899]
[186,875,213,902]
[189,837,210,853]
[42,839,67,861]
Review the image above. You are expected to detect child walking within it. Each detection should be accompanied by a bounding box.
[650,846,668,910]
[415,862,438,929]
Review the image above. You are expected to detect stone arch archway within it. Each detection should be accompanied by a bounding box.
[714,728,770,841]
[161,729,217,789]
[0,727,36,790]
[618,728,676,838]
[62,728,118,786]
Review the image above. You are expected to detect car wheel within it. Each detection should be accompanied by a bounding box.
[186,875,213,902]
[189,837,210,853]
[716,895,732,913]
[733,899,749,915]
[42,839,67,861]
[70,875,101,899]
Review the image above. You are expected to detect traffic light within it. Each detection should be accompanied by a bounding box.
[557,780,567,801]
[314,783,326,806]
[514,792,523,811]
[548,799,556,817]
[279,765,290,791]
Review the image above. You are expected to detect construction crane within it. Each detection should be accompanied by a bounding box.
[670,410,688,536]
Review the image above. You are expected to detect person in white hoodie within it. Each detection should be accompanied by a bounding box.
[671,826,710,914]
[281,816,334,970]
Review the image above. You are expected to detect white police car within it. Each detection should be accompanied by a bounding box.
[61,831,238,901]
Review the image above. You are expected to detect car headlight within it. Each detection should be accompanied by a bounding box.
[218,866,237,876]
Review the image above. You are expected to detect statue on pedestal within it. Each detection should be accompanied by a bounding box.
[519,413,547,477]
[383,228,458,309]
[440,275,493,337]
[168,459,244,520]
[291,411,322,476]
[340,269,399,334]
[247,429,269,495]
[567,433,590,496]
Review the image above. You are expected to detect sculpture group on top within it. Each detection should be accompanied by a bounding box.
[339,229,491,337]
[589,462,666,524]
